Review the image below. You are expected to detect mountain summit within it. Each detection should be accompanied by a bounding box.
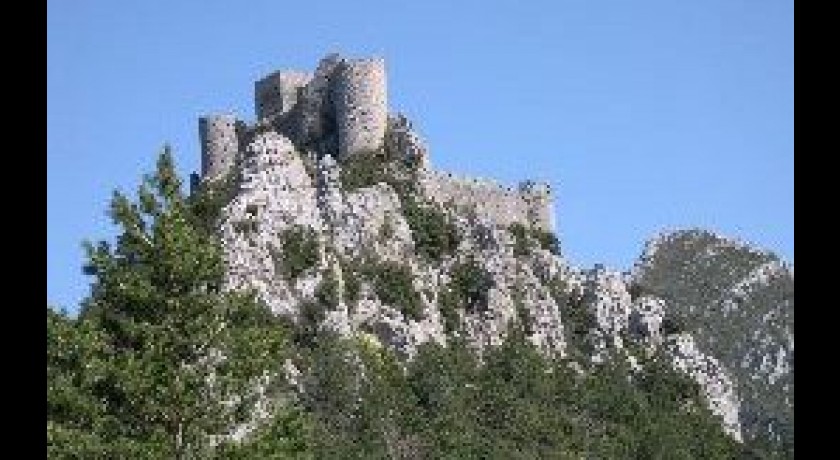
[193,53,793,455]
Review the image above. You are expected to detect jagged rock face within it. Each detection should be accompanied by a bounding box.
[385,113,429,169]
[628,295,666,350]
[220,131,570,360]
[514,252,568,356]
[573,271,745,442]
[664,333,743,442]
[217,133,788,448]
[198,54,793,452]
[452,223,568,357]
[220,132,324,317]
[580,266,632,361]
[632,229,794,454]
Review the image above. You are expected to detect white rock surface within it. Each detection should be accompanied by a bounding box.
[664,333,743,442]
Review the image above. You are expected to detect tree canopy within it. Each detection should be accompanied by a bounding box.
[48,147,764,459]
[48,148,291,458]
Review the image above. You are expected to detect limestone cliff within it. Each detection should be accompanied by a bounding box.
[200,53,792,451]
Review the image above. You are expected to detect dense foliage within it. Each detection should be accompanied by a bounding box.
[438,258,495,333]
[48,148,779,459]
[339,148,399,193]
[341,261,362,308]
[402,196,461,262]
[548,276,598,358]
[636,230,794,458]
[280,330,745,459]
[362,259,424,321]
[48,148,291,458]
[274,226,320,280]
[510,222,561,257]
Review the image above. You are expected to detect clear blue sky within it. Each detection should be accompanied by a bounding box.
[48,0,794,313]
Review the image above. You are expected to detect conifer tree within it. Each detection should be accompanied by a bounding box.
[49,147,291,458]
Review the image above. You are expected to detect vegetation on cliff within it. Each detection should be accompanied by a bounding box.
[48,150,782,459]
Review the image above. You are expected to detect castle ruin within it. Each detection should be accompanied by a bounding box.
[198,53,555,232]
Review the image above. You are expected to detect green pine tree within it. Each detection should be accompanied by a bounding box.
[48,147,295,458]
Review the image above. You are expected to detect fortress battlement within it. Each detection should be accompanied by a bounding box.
[420,170,554,232]
[198,53,555,232]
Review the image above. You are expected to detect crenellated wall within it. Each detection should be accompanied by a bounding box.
[419,170,554,231]
[199,114,244,180]
[332,58,388,159]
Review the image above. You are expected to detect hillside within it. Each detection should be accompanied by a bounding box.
[47,53,793,459]
[632,230,794,456]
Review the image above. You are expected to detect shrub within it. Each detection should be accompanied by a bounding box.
[296,300,326,348]
[340,147,418,193]
[628,282,657,302]
[274,226,319,280]
[554,282,596,355]
[189,168,239,233]
[362,260,423,321]
[379,214,395,242]
[509,223,532,257]
[315,271,340,310]
[441,259,495,321]
[510,223,561,257]
[233,219,259,235]
[511,282,534,335]
[547,276,570,307]
[660,315,687,336]
[340,149,390,192]
[339,148,458,261]
[403,196,460,262]
[438,289,461,334]
[532,229,561,256]
[341,264,362,308]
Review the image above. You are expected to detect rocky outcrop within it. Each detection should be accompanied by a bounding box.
[628,295,666,351]
[216,131,772,448]
[664,333,743,441]
[580,266,632,362]
[207,54,791,450]
[219,131,572,361]
[632,229,794,454]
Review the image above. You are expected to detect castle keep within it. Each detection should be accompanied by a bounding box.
[199,53,555,232]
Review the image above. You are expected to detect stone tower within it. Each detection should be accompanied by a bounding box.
[332,58,388,159]
[199,114,242,181]
[254,71,313,121]
[519,180,555,232]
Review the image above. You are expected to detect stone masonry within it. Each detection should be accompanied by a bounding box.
[199,53,555,233]
[199,114,244,180]
[255,71,313,120]
[333,58,388,159]
[195,54,792,444]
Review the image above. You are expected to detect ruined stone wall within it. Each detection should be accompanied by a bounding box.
[287,55,344,155]
[210,54,554,231]
[419,171,554,231]
[199,114,243,180]
[254,71,312,121]
[418,170,550,230]
[333,58,388,159]
[519,181,554,232]
[386,113,429,168]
